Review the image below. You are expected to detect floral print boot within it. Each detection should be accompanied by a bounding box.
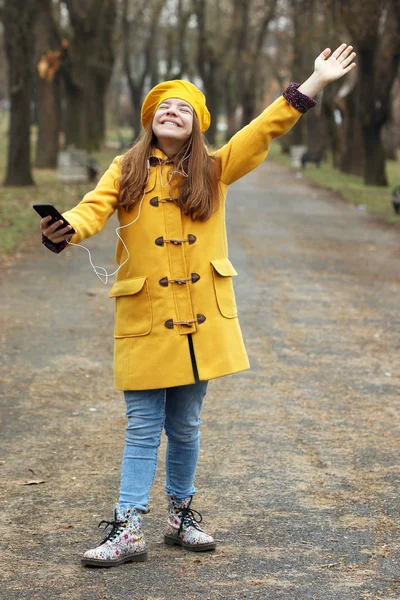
[81,506,147,567]
[164,496,216,552]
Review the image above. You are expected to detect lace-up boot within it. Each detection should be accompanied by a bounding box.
[164,496,216,551]
[81,507,147,567]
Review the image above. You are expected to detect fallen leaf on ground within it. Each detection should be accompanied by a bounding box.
[14,479,46,485]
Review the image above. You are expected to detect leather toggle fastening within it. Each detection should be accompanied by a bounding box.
[150,197,174,207]
[155,236,196,246]
[164,314,206,329]
[159,273,201,287]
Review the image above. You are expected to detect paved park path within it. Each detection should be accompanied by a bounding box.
[1,158,399,600]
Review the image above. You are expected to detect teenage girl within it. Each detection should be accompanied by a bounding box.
[40,44,356,567]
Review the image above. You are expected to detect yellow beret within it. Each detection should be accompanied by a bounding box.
[141,80,211,133]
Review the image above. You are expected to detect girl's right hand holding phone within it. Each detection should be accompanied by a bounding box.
[40,216,74,243]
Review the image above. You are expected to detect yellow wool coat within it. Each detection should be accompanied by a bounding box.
[62,95,302,390]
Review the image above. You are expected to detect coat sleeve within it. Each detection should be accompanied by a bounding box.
[216,84,316,186]
[59,155,123,248]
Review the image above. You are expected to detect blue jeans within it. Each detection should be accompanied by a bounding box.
[118,379,208,512]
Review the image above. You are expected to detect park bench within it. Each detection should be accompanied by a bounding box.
[57,146,99,183]
[57,146,88,183]
[301,148,324,168]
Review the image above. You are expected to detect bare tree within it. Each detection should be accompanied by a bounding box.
[193,0,278,144]
[192,0,222,144]
[382,75,400,159]
[63,0,117,150]
[123,0,165,139]
[0,22,7,101]
[162,0,194,81]
[233,0,278,128]
[34,0,67,168]
[1,0,37,186]
[335,0,400,186]
[287,0,318,145]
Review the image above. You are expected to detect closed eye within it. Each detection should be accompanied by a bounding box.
[158,103,192,114]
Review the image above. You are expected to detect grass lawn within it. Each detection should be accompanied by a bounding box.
[0,119,122,256]
[268,140,400,225]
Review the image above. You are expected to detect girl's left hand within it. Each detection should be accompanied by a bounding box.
[314,43,356,84]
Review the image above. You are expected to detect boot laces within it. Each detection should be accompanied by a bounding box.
[98,519,127,545]
[178,507,203,535]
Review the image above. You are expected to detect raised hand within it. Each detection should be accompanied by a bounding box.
[298,43,357,98]
[314,43,357,84]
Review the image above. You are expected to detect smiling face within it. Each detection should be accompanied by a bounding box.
[152,98,194,152]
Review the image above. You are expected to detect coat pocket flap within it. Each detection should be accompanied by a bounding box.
[211,258,238,277]
[109,276,147,298]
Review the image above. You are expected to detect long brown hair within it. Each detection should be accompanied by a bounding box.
[119,114,221,221]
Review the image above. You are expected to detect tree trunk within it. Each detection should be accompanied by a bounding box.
[238,0,277,129]
[203,62,218,146]
[35,72,61,168]
[321,86,340,168]
[86,70,109,150]
[123,36,143,139]
[4,81,34,186]
[34,0,63,168]
[175,0,192,79]
[64,78,87,148]
[338,87,364,176]
[224,74,238,141]
[63,0,116,151]
[63,45,107,151]
[3,0,36,186]
[129,84,143,142]
[64,62,111,153]
[336,1,400,186]
[382,122,398,160]
[289,0,314,146]
[193,0,221,145]
[241,83,258,128]
[122,0,165,141]
[363,122,388,186]
[358,44,388,186]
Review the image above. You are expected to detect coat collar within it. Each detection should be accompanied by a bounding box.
[149,147,173,165]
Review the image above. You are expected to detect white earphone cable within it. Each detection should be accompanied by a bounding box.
[65,154,189,284]
[66,159,151,285]
[159,152,190,188]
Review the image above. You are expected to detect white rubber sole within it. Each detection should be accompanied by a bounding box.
[164,534,216,552]
[81,550,148,568]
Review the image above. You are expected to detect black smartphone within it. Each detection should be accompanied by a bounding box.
[33,203,76,234]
